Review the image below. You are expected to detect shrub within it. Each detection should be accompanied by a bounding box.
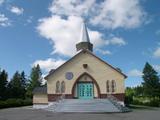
[132,99,142,105]
[125,96,133,106]
[132,97,160,107]
[146,99,160,107]
[0,99,32,109]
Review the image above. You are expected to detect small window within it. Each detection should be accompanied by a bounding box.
[106,80,110,93]
[111,80,116,93]
[56,81,60,93]
[61,81,65,93]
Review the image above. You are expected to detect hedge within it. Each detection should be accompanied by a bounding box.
[132,98,160,107]
[0,99,32,109]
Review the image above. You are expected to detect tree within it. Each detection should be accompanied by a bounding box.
[125,87,135,105]
[20,71,27,90]
[8,71,27,99]
[134,85,144,97]
[20,71,27,98]
[0,69,8,100]
[26,64,42,98]
[142,62,160,98]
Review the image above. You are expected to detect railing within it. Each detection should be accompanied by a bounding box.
[46,94,66,112]
[107,94,131,112]
[53,94,65,112]
[56,94,65,102]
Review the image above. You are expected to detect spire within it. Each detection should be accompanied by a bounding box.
[79,20,90,42]
[76,20,93,52]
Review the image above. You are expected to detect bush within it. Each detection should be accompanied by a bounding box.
[132,99,142,105]
[125,96,133,106]
[132,97,160,107]
[0,99,32,109]
[146,99,160,107]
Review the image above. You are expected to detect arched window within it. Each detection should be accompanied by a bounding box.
[61,81,65,93]
[106,80,110,93]
[56,81,60,93]
[111,80,116,93]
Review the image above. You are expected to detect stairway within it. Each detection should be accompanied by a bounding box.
[45,99,125,113]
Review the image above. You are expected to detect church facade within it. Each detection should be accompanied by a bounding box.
[33,22,127,105]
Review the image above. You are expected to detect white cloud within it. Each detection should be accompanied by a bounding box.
[106,37,126,46]
[37,15,106,56]
[24,16,33,26]
[110,37,126,46]
[153,65,160,72]
[153,47,160,58]
[10,6,24,15]
[49,0,96,17]
[96,48,111,55]
[156,30,160,35]
[0,0,4,5]
[128,69,143,77]
[32,58,66,72]
[37,0,145,57]
[90,0,146,29]
[49,0,146,29]
[27,16,33,23]
[0,14,11,27]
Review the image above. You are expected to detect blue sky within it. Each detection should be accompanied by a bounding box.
[0,0,160,87]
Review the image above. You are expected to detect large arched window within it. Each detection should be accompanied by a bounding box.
[61,81,65,93]
[111,80,116,93]
[106,80,110,93]
[56,81,60,93]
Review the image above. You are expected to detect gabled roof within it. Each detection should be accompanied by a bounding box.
[33,86,47,94]
[45,49,127,79]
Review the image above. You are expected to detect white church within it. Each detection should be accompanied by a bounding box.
[33,21,129,112]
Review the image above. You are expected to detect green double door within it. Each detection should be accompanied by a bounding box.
[78,83,93,99]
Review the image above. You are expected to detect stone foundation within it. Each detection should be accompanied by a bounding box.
[100,93,125,101]
[48,93,125,102]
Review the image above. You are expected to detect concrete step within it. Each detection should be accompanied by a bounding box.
[45,99,122,113]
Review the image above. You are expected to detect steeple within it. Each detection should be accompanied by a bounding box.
[76,21,93,52]
[79,21,90,42]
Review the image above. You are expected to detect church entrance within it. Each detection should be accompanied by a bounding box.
[72,72,100,99]
[78,83,93,99]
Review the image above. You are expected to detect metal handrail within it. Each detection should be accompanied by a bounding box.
[107,94,130,112]
[52,94,65,112]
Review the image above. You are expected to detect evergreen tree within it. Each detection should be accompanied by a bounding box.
[142,62,160,98]
[20,71,27,98]
[0,69,8,100]
[26,64,42,98]
[8,71,27,99]
[8,71,21,98]
[20,71,27,89]
[134,85,144,97]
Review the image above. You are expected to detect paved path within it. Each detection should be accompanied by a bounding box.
[0,106,160,120]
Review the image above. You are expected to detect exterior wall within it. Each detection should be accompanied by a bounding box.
[94,84,98,97]
[33,93,48,104]
[100,93,125,101]
[47,51,125,101]
[48,94,72,101]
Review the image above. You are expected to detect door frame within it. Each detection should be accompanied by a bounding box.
[77,82,94,99]
[71,72,101,98]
